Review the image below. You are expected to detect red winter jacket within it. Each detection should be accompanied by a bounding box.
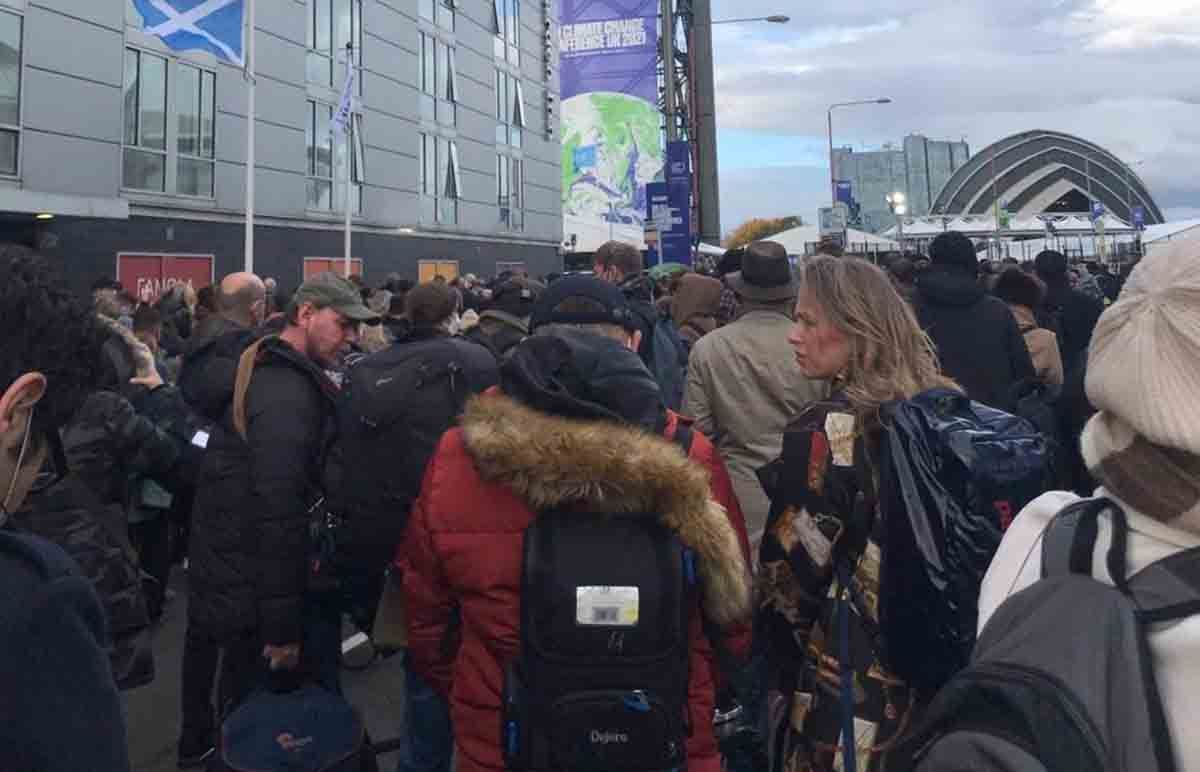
[398,392,754,772]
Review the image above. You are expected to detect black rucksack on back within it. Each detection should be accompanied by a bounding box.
[501,426,698,772]
[337,336,499,576]
[502,510,697,772]
[878,388,1053,694]
[893,497,1195,772]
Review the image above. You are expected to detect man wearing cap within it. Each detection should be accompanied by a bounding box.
[683,241,825,545]
[398,275,753,772]
[182,272,379,765]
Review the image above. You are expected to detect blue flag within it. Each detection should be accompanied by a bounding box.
[131,0,246,66]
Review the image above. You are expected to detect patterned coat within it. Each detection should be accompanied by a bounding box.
[757,395,919,772]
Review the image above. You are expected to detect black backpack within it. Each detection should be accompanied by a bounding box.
[878,389,1053,694]
[337,336,499,576]
[893,497,1195,772]
[502,428,698,772]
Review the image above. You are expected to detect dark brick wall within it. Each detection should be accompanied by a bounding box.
[6,215,562,293]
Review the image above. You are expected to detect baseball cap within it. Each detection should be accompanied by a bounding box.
[293,272,381,324]
[529,275,637,332]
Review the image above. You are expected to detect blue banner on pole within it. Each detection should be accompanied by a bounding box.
[1132,205,1145,229]
[1091,200,1106,222]
[131,0,246,66]
[835,180,854,206]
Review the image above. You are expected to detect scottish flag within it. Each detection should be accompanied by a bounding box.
[131,0,246,67]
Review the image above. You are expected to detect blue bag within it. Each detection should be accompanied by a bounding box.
[216,683,374,772]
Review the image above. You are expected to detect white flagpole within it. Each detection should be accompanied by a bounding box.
[243,0,256,273]
[342,43,353,279]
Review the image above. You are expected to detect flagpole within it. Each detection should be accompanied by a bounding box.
[243,0,256,273]
[343,43,353,278]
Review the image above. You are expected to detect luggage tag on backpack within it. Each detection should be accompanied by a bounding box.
[576,586,639,627]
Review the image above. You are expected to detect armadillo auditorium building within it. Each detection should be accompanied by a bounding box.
[929,130,1165,226]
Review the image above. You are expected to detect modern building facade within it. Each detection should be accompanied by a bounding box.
[833,133,970,233]
[930,129,1164,226]
[0,0,562,295]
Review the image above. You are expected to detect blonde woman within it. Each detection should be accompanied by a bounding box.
[757,256,956,772]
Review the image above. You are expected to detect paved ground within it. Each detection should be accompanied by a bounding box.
[125,568,408,771]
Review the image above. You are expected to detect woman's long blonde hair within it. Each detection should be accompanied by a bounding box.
[798,256,956,426]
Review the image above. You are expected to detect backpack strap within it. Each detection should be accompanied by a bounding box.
[1041,497,1130,582]
[232,335,278,441]
[1128,547,1200,624]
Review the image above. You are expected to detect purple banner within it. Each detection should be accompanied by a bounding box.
[560,0,659,102]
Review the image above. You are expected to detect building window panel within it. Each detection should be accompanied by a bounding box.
[0,10,22,135]
[307,100,362,213]
[138,53,167,151]
[422,133,459,225]
[308,0,362,90]
[124,47,211,195]
[436,0,454,31]
[124,48,139,148]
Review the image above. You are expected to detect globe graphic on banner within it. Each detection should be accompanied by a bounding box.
[561,91,664,230]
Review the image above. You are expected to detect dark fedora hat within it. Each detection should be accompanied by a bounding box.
[725,241,797,302]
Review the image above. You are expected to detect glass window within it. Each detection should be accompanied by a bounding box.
[124,49,139,147]
[436,0,454,31]
[175,63,214,197]
[124,150,165,193]
[0,10,22,130]
[309,0,361,89]
[0,130,15,176]
[421,34,435,95]
[423,134,459,225]
[176,65,200,157]
[307,100,361,212]
[124,48,183,193]
[138,53,167,151]
[200,71,215,157]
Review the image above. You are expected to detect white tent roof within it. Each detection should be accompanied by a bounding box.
[883,214,1136,239]
[1143,218,1200,246]
[770,224,898,254]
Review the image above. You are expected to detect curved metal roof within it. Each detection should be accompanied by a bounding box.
[930,130,1164,225]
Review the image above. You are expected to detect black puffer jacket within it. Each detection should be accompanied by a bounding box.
[178,318,260,421]
[189,338,339,644]
[334,327,499,578]
[914,268,1036,411]
[1038,280,1104,373]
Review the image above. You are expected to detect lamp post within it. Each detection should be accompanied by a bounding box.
[828,99,892,207]
[887,191,907,243]
[1124,158,1145,260]
[690,11,789,245]
[710,14,790,24]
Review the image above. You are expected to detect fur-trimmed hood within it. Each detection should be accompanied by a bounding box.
[460,392,753,626]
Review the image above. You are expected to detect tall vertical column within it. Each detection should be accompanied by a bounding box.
[692,0,720,245]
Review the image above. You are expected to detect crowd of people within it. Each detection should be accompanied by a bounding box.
[0,227,1196,772]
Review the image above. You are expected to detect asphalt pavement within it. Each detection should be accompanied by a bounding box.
[125,567,408,771]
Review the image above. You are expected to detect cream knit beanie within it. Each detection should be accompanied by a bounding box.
[1085,236,1200,456]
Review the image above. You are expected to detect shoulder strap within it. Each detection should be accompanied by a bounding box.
[1129,547,1200,624]
[232,335,278,441]
[1041,497,1129,581]
[672,422,694,455]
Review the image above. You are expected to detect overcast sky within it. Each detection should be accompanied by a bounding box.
[709,0,1200,234]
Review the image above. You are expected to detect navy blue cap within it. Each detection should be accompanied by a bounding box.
[530,275,638,332]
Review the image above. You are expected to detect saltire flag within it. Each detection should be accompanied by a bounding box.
[131,0,246,67]
[330,62,355,137]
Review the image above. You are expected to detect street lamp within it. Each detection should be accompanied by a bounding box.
[887,191,907,241]
[710,14,790,25]
[828,99,893,207]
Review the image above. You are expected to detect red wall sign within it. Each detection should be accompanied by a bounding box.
[304,257,363,280]
[117,253,215,303]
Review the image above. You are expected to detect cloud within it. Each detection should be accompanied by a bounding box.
[711,0,1200,227]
